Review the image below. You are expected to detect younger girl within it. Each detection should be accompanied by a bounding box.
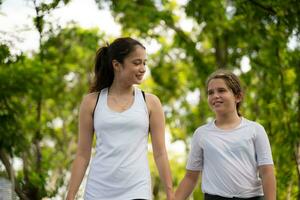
[175,69,276,200]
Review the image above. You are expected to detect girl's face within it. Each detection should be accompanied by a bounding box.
[113,45,146,85]
[207,78,241,115]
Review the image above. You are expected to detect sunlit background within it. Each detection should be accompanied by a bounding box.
[1,0,300,199]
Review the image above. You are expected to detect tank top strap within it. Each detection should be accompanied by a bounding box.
[135,87,149,115]
[99,88,108,104]
[134,87,143,103]
[93,88,108,115]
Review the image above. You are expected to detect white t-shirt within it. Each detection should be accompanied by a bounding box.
[84,87,151,200]
[186,117,273,198]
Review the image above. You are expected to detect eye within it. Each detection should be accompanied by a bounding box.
[218,88,227,93]
[207,90,214,95]
[133,60,142,66]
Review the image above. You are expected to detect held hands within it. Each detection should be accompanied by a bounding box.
[65,196,74,200]
[65,193,76,200]
[167,191,175,200]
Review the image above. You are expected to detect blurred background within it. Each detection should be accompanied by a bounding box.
[0,0,299,199]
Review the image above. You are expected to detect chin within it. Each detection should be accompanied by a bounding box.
[213,108,225,114]
[135,79,143,84]
[132,81,141,85]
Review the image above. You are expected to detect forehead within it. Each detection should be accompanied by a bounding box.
[207,78,229,89]
[126,45,146,60]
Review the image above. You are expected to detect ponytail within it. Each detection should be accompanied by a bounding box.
[89,46,114,92]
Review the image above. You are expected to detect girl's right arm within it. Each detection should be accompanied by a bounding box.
[175,170,200,200]
[66,94,96,200]
[259,165,276,200]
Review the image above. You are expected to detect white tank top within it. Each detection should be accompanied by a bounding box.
[84,87,151,200]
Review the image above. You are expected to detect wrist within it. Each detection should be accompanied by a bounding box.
[66,193,75,200]
[167,191,175,200]
[166,188,173,193]
[166,189,174,196]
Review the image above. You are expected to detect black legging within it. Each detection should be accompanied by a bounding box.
[204,193,264,200]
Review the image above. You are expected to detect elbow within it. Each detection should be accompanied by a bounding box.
[185,171,200,184]
[76,148,92,164]
[153,150,168,161]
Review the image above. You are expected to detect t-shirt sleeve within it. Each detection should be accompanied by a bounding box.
[186,130,203,171]
[254,123,274,166]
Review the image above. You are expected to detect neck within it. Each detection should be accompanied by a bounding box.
[215,112,241,129]
[109,82,134,96]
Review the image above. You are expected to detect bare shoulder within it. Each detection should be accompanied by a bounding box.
[144,92,163,114]
[82,92,99,104]
[80,92,100,113]
[144,93,162,106]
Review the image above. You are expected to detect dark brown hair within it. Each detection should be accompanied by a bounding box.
[206,69,243,116]
[89,37,145,92]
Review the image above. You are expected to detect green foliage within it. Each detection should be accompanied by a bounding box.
[0,24,104,199]
[0,44,33,154]
[24,26,102,199]
[1,0,300,199]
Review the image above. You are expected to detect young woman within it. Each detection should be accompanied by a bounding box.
[175,69,276,200]
[66,37,174,200]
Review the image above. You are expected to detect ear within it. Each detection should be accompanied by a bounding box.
[112,59,121,71]
[235,92,243,103]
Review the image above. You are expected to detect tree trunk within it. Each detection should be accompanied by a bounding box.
[214,35,228,69]
[0,149,30,200]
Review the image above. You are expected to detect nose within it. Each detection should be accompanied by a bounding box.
[212,92,220,99]
[139,63,146,73]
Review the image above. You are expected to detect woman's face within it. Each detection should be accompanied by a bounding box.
[114,45,147,85]
[207,78,240,115]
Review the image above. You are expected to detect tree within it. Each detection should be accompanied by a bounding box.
[1,0,299,199]
[0,25,105,199]
[0,43,35,200]
[0,0,111,196]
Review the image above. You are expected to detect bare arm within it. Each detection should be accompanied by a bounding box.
[259,164,276,200]
[66,94,96,200]
[175,170,200,200]
[147,94,174,200]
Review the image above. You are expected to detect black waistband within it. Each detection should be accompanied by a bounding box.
[204,193,264,200]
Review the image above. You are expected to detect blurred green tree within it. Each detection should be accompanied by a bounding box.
[0,0,106,198]
[1,0,299,199]
[0,26,104,199]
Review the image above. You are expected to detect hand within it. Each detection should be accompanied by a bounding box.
[65,193,75,200]
[167,191,175,200]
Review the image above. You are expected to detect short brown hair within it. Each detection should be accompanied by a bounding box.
[206,69,243,116]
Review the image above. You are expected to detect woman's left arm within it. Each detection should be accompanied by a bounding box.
[258,164,276,200]
[147,93,174,200]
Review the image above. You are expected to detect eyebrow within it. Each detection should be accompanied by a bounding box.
[132,58,147,62]
[207,87,227,92]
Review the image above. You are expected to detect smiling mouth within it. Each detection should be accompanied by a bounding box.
[213,101,223,106]
[136,74,144,79]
